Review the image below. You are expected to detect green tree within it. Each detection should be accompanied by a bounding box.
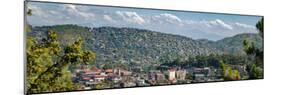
[249,64,263,79]
[234,70,241,80]
[227,68,233,80]
[174,58,181,66]
[256,18,264,37]
[103,59,114,70]
[243,18,264,79]
[27,8,32,16]
[219,60,226,77]
[219,60,241,81]
[27,30,96,93]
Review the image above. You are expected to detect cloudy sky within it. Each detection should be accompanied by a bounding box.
[26,2,262,41]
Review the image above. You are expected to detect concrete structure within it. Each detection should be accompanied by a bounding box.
[176,70,186,80]
[168,69,176,81]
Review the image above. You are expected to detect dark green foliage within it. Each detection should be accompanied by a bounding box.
[27,9,32,16]
[243,18,264,79]
[243,40,256,55]
[27,29,96,94]
[248,64,263,79]
[102,60,114,69]
[162,54,247,69]
[256,18,264,37]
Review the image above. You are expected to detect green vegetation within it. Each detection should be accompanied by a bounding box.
[256,18,264,37]
[215,33,262,55]
[243,18,264,79]
[162,54,247,68]
[29,25,262,67]
[26,30,96,93]
[27,9,32,16]
[102,60,128,70]
[219,60,241,80]
[249,64,263,79]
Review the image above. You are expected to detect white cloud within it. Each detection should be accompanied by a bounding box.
[185,19,256,32]
[234,22,255,29]
[103,15,114,22]
[27,4,57,25]
[180,19,259,40]
[49,10,59,15]
[159,13,182,22]
[65,4,76,10]
[116,11,145,25]
[28,4,49,19]
[27,3,97,26]
[185,19,233,30]
[151,13,183,26]
[213,19,233,30]
[63,4,95,20]
[27,2,259,41]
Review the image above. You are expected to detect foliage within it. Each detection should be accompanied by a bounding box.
[30,25,262,68]
[219,60,241,80]
[27,9,32,16]
[162,54,247,69]
[256,18,264,37]
[102,59,114,69]
[27,30,96,93]
[243,18,264,79]
[248,64,263,79]
[215,33,262,55]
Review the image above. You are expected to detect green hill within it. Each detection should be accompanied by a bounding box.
[28,25,262,66]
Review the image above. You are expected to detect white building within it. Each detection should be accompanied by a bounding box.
[168,69,176,81]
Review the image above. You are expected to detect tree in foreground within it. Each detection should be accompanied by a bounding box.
[27,30,96,93]
[219,60,241,80]
[243,18,264,79]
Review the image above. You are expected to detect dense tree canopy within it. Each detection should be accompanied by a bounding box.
[26,30,96,93]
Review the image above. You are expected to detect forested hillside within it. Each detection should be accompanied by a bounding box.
[28,25,262,66]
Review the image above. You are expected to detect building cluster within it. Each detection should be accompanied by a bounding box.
[72,66,227,90]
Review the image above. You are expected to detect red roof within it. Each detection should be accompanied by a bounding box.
[105,69,113,73]
[83,77,91,81]
[91,66,98,71]
[94,75,106,78]
[91,66,102,72]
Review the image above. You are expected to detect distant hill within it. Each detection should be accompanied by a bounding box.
[212,33,262,55]
[28,25,262,65]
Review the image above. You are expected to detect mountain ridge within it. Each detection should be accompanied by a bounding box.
[28,25,262,65]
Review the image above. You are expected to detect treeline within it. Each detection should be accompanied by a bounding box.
[160,54,247,68]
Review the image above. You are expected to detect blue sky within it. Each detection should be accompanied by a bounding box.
[26,2,262,41]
